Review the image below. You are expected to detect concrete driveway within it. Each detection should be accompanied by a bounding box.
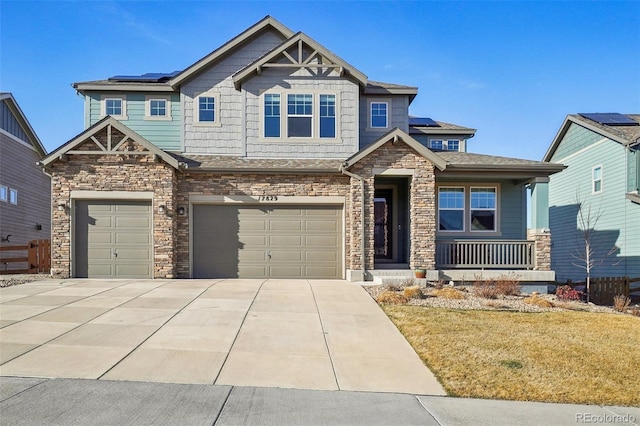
[0,278,444,395]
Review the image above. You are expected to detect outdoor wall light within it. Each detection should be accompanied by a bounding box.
[35,223,42,231]
[158,205,166,215]
[57,203,67,212]
[177,206,186,216]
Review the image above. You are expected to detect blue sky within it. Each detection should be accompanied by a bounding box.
[2,0,639,160]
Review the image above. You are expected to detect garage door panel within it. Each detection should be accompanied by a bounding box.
[193,205,342,279]
[75,200,152,279]
[269,235,302,246]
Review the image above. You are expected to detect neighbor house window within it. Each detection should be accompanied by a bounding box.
[470,187,496,231]
[264,94,281,137]
[438,187,465,231]
[145,96,171,120]
[102,96,127,119]
[287,94,313,137]
[592,165,603,193]
[9,188,17,205]
[0,185,7,202]
[262,92,337,139]
[370,101,388,129]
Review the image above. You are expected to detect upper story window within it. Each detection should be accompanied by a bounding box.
[429,139,460,151]
[592,165,603,194]
[145,96,171,120]
[9,188,17,205]
[0,185,7,202]
[370,101,388,129]
[102,96,127,119]
[262,92,338,140]
[438,185,499,234]
[195,92,220,125]
[288,94,313,137]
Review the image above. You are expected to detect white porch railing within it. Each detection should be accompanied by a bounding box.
[436,240,534,269]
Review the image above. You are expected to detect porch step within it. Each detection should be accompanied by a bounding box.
[366,269,438,285]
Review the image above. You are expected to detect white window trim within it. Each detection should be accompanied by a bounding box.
[145,95,172,121]
[470,187,498,233]
[0,185,7,202]
[428,138,461,151]
[367,98,390,131]
[193,92,221,127]
[592,165,603,194]
[259,90,340,143]
[438,186,466,232]
[9,188,17,205]
[436,183,501,236]
[100,95,128,120]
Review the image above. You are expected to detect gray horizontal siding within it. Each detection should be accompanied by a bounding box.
[0,134,51,246]
[1,100,29,142]
[358,96,409,149]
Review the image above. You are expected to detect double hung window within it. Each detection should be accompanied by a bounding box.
[370,102,388,129]
[438,186,498,233]
[592,166,603,194]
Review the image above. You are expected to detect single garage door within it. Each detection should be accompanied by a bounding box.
[193,205,342,279]
[74,200,153,278]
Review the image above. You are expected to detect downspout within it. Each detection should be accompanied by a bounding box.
[340,165,366,280]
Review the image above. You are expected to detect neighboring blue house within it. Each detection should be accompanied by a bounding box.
[544,113,640,281]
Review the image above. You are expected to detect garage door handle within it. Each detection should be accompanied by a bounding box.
[267,251,271,259]
[113,251,118,258]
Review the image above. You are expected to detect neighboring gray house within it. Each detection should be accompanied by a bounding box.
[544,113,640,281]
[40,16,564,281]
[0,93,50,260]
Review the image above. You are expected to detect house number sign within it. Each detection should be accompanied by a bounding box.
[258,195,278,201]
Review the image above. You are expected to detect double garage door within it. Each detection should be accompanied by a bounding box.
[193,205,343,279]
[74,200,153,279]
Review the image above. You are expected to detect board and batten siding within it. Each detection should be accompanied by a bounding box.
[549,136,640,281]
[0,132,51,245]
[181,29,286,155]
[87,93,181,151]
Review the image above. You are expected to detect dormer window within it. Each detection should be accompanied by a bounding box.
[429,139,460,151]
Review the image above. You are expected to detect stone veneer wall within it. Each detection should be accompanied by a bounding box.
[349,140,437,270]
[49,134,177,278]
[175,173,350,278]
[527,229,552,271]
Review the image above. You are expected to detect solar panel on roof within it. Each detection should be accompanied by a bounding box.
[579,113,638,126]
[108,71,181,83]
[409,117,440,127]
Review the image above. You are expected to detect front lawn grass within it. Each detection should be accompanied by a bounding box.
[382,305,640,407]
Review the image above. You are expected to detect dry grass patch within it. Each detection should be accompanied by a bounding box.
[431,287,466,299]
[376,291,409,305]
[523,294,553,308]
[403,285,423,299]
[382,305,640,407]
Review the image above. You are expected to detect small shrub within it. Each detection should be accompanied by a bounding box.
[613,295,631,312]
[523,295,553,308]
[495,274,521,296]
[556,285,584,301]
[432,287,465,300]
[473,280,499,299]
[403,285,423,299]
[376,291,409,304]
[630,308,640,317]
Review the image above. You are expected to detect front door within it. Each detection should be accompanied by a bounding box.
[374,177,409,266]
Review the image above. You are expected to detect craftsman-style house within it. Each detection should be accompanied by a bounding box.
[41,16,564,282]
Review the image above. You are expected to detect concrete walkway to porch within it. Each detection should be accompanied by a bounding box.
[0,278,444,395]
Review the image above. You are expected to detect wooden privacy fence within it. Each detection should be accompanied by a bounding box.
[0,240,51,274]
[589,276,640,305]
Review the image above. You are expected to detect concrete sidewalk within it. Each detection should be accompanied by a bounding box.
[1,377,638,426]
[0,278,443,395]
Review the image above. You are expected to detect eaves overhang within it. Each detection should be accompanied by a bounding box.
[0,92,47,157]
[72,82,175,93]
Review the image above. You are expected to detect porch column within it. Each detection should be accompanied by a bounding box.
[528,178,551,271]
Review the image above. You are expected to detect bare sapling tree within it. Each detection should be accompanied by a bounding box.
[571,193,619,303]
